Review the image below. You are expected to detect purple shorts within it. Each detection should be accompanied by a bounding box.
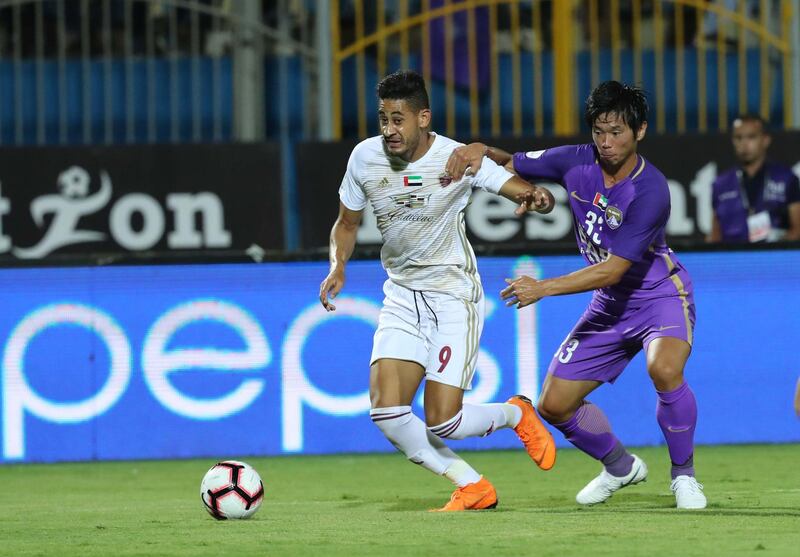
[547,293,696,384]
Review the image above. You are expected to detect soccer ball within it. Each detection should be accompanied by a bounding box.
[200,460,264,520]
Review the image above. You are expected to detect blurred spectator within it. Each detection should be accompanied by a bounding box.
[708,114,800,243]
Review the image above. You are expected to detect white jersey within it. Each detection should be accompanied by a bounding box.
[339,133,514,301]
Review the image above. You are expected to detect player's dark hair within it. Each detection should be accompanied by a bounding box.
[376,70,430,112]
[584,81,649,135]
[733,113,769,134]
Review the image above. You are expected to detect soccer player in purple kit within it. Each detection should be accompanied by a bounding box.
[445,81,707,509]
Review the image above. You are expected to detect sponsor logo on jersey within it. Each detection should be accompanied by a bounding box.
[378,177,390,188]
[592,192,609,210]
[390,192,431,209]
[403,175,423,187]
[605,206,623,229]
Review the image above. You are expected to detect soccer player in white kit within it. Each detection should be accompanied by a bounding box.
[319,70,556,511]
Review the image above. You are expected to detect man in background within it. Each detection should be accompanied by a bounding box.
[708,114,800,243]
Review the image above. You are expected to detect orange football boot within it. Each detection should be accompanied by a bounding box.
[507,395,557,470]
[431,477,498,512]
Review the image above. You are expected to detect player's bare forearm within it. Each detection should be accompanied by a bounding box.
[498,177,555,215]
[481,144,516,175]
[484,145,512,167]
[446,143,515,180]
[321,203,362,311]
[501,255,632,309]
[329,220,358,271]
[540,255,632,296]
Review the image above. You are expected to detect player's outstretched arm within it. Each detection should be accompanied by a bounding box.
[445,143,515,180]
[320,202,362,312]
[501,255,633,309]
[498,176,555,215]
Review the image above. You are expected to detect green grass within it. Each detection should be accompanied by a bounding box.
[1,444,799,556]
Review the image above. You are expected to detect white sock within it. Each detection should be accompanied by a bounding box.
[425,430,481,487]
[370,406,482,487]
[428,403,520,440]
[370,406,450,475]
[442,460,482,487]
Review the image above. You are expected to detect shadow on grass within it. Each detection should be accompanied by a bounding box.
[519,498,800,518]
[369,489,800,517]
[383,498,514,513]
[607,506,800,518]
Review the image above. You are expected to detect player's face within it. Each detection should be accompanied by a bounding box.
[378,99,431,161]
[732,119,770,165]
[591,112,646,168]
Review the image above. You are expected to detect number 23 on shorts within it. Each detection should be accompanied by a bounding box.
[557,337,580,364]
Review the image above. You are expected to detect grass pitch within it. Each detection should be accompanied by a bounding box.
[1,444,798,557]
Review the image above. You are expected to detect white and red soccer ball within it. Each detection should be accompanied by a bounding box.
[200,460,264,520]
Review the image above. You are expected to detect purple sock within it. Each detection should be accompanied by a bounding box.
[602,441,635,477]
[656,382,697,479]
[553,401,633,477]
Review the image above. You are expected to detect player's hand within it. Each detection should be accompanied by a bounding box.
[445,143,487,181]
[501,276,546,308]
[319,268,345,311]
[514,188,551,216]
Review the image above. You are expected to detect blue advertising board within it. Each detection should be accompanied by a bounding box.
[1,252,798,463]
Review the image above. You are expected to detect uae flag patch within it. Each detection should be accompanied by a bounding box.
[403,175,423,187]
[592,192,609,210]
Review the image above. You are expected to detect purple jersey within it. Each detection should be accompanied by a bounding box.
[513,144,691,306]
[711,162,800,243]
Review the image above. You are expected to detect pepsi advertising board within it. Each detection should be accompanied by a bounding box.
[1,252,798,463]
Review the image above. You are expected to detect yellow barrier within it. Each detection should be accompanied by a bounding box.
[331,0,795,139]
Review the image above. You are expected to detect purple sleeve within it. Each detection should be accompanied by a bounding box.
[607,185,670,263]
[512,144,588,183]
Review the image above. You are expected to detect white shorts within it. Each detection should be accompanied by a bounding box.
[370,280,485,390]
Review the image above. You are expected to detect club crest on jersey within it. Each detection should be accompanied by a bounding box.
[403,175,423,187]
[391,192,431,209]
[605,206,623,229]
[438,172,453,187]
[592,192,609,210]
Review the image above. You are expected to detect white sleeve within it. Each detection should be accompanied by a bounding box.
[468,156,515,194]
[338,148,367,211]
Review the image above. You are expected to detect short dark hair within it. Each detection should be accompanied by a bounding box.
[584,81,649,134]
[733,113,769,134]
[376,70,430,112]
